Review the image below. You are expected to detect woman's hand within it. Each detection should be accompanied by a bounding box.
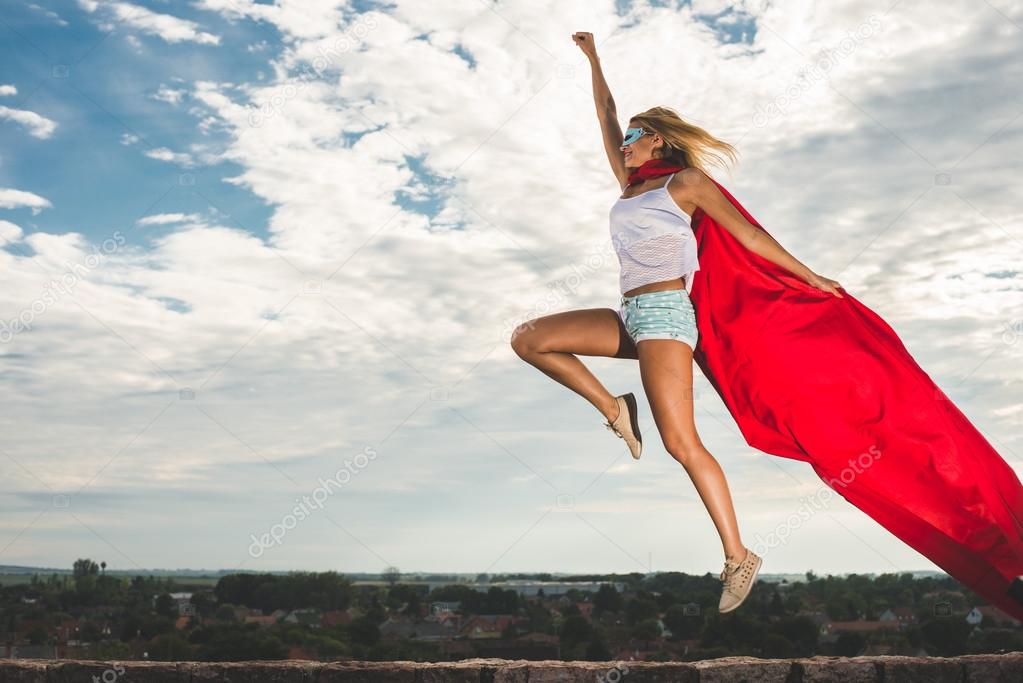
[572,32,598,60]
[805,272,845,298]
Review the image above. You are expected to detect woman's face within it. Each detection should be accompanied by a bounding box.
[621,123,661,168]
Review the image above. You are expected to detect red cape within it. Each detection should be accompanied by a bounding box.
[688,175,1023,618]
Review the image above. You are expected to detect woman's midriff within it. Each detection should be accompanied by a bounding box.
[623,276,688,298]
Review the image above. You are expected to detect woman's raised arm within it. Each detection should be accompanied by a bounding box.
[677,167,845,297]
[572,32,629,189]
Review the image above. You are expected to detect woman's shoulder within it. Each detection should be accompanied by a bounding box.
[670,166,710,187]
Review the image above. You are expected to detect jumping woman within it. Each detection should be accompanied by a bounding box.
[511,31,843,613]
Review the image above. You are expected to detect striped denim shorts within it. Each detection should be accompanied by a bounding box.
[617,288,699,350]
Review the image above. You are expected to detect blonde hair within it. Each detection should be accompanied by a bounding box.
[629,106,738,173]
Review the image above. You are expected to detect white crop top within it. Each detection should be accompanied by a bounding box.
[609,172,700,295]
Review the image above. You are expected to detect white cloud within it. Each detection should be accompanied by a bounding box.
[77,0,220,45]
[195,0,345,41]
[0,187,52,213]
[0,219,24,245]
[0,85,17,96]
[0,105,58,139]
[152,85,186,105]
[27,3,70,27]
[143,147,196,167]
[136,213,204,227]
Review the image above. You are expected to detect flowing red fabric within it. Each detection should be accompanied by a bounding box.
[687,173,1023,618]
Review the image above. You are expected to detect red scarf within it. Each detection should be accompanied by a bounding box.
[626,158,686,187]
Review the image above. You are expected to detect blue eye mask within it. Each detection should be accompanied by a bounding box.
[622,126,648,146]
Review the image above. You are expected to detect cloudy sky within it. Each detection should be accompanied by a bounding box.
[1,0,1021,579]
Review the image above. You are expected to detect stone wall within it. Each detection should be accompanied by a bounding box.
[1,654,1022,682]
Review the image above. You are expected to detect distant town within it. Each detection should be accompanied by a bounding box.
[2,560,1019,661]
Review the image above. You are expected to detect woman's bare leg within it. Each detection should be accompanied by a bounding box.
[637,339,746,562]
[511,308,637,422]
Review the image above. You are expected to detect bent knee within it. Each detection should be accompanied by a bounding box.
[663,436,704,465]
[510,321,542,357]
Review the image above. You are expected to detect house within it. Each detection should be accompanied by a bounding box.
[244,615,278,628]
[56,619,81,645]
[822,620,899,637]
[170,592,195,616]
[966,605,1022,628]
[408,621,457,642]
[460,614,515,639]
[320,610,353,628]
[174,616,191,631]
[878,607,917,629]
[283,609,322,628]
[15,619,50,641]
[379,617,416,640]
[430,601,461,615]
[575,602,594,619]
[426,611,459,628]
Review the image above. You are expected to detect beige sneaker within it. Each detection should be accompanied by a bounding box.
[718,548,762,613]
[604,392,642,460]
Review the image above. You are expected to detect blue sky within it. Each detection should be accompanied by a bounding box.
[1,1,279,242]
[1,0,1021,578]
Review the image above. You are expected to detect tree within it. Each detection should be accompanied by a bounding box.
[663,604,701,640]
[774,616,818,656]
[155,593,176,618]
[768,590,784,616]
[149,633,196,661]
[584,635,612,661]
[921,618,972,656]
[762,632,795,658]
[593,584,623,615]
[27,626,48,646]
[349,614,381,647]
[401,590,422,617]
[193,625,287,661]
[559,615,592,649]
[191,590,217,618]
[631,618,661,641]
[625,594,658,625]
[73,559,99,580]
[215,605,237,622]
[383,567,401,587]
[835,631,865,656]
